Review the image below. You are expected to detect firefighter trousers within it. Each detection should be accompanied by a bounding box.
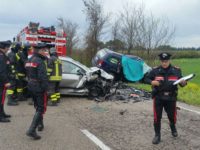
[48,82,60,103]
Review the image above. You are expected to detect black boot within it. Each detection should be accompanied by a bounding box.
[0,117,10,122]
[152,123,161,144]
[0,105,10,122]
[2,105,11,118]
[17,92,26,101]
[170,123,178,137]
[47,101,57,106]
[26,112,41,140]
[7,95,18,106]
[38,117,44,131]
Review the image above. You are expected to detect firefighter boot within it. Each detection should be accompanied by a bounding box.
[170,123,178,137]
[2,105,11,118]
[47,100,57,106]
[17,92,26,101]
[7,95,18,106]
[26,112,41,140]
[152,123,161,144]
[38,117,44,131]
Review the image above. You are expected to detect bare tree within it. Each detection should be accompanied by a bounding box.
[57,17,79,56]
[83,0,109,58]
[112,19,120,41]
[138,14,175,55]
[118,4,144,54]
[118,3,175,55]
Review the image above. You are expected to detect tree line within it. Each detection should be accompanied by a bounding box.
[57,0,178,60]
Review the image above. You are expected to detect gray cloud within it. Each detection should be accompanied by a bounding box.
[0,0,199,47]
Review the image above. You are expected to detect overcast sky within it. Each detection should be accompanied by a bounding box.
[0,0,200,47]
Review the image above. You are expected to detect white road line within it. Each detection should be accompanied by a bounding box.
[178,106,200,115]
[81,129,111,150]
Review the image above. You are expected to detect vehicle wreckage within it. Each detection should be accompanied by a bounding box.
[59,56,151,101]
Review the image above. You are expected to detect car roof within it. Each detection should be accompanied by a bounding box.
[99,48,122,56]
[59,56,90,72]
[98,49,142,60]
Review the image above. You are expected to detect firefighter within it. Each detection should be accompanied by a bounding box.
[47,47,62,106]
[144,52,187,144]
[25,43,48,140]
[0,40,12,122]
[7,43,21,106]
[15,43,31,101]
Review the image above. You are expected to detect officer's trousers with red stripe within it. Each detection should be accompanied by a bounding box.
[153,97,177,135]
[0,85,7,117]
[30,91,47,120]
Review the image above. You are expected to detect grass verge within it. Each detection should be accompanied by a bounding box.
[131,83,200,107]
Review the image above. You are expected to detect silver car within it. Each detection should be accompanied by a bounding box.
[59,56,114,97]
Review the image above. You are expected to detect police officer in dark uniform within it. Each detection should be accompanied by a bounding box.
[25,43,48,140]
[47,47,62,106]
[0,40,12,122]
[144,52,187,144]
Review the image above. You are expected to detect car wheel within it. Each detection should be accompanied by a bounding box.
[88,85,104,98]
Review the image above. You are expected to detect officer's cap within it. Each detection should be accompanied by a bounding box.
[49,47,56,54]
[158,52,171,60]
[0,40,12,49]
[46,44,54,49]
[33,43,47,50]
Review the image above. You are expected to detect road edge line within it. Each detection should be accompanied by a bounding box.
[81,129,111,150]
[179,106,200,115]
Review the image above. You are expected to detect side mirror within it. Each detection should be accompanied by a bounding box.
[77,69,84,76]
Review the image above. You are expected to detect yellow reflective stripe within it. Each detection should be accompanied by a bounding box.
[16,53,20,61]
[51,98,57,101]
[17,88,23,92]
[50,95,57,98]
[55,93,60,96]
[7,90,14,95]
[55,62,59,77]
[49,76,62,81]
[11,65,15,69]
[17,73,25,77]
[47,68,52,72]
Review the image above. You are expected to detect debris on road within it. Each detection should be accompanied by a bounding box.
[90,82,151,103]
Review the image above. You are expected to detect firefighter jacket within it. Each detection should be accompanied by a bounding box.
[25,53,48,92]
[44,59,52,78]
[144,64,182,100]
[48,55,62,81]
[0,50,11,86]
[15,51,27,78]
[7,51,18,80]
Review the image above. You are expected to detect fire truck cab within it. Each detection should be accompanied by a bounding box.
[16,22,67,56]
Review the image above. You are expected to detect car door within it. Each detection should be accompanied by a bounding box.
[60,60,85,88]
[105,54,121,73]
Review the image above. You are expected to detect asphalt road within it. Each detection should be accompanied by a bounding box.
[0,97,199,150]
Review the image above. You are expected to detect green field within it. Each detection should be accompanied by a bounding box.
[132,58,200,106]
[172,58,200,85]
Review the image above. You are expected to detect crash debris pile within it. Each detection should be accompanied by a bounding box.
[93,82,151,103]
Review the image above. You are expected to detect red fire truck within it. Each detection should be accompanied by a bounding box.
[16,22,67,56]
